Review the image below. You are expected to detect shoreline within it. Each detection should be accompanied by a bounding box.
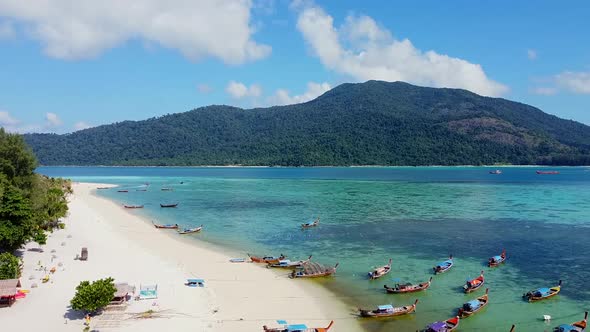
[35,165,589,168]
[0,182,361,331]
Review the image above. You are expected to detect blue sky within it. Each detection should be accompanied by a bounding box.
[0,0,589,133]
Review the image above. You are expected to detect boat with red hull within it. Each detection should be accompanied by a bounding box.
[464,271,485,293]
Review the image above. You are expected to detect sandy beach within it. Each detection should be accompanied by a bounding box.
[0,183,361,331]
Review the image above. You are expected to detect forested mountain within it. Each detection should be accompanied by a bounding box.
[23,81,590,166]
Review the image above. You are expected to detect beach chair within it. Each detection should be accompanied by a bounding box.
[80,247,88,261]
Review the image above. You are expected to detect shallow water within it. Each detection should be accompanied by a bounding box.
[38,166,590,331]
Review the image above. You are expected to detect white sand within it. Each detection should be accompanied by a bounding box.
[0,183,361,331]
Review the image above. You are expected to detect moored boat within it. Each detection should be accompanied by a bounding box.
[488,249,506,267]
[97,187,109,189]
[248,254,286,264]
[489,169,502,174]
[161,187,173,191]
[267,256,312,269]
[536,170,559,175]
[160,203,179,208]
[368,259,392,280]
[433,255,453,274]
[124,204,144,209]
[384,277,433,294]
[152,221,179,229]
[458,288,489,318]
[464,271,485,293]
[177,225,203,234]
[358,299,418,318]
[554,311,587,332]
[422,316,460,332]
[301,217,320,228]
[263,320,334,332]
[117,190,128,193]
[290,262,339,278]
[523,280,562,302]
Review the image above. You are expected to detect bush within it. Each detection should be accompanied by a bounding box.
[0,252,22,279]
[70,277,117,313]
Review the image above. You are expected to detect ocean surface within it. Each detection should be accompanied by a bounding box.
[38,166,590,331]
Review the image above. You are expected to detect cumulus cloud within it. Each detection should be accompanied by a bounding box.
[0,110,19,126]
[294,3,507,97]
[197,84,213,94]
[74,121,91,131]
[45,112,62,127]
[0,0,271,64]
[555,71,590,94]
[0,20,14,39]
[270,81,331,105]
[226,81,262,99]
[527,49,537,60]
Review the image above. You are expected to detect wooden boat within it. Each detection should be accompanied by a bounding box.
[161,187,173,191]
[267,256,312,269]
[290,262,339,278]
[384,277,433,294]
[124,205,144,209]
[358,299,418,318]
[488,249,506,267]
[464,271,485,293]
[160,203,179,208]
[301,217,320,228]
[509,325,515,332]
[554,311,587,332]
[433,255,453,274]
[177,225,203,234]
[248,254,286,264]
[263,320,334,332]
[97,187,109,190]
[117,190,128,193]
[458,288,489,318]
[368,259,392,280]
[523,280,561,302]
[536,170,559,175]
[489,170,502,174]
[136,189,147,192]
[422,316,460,332]
[152,221,179,229]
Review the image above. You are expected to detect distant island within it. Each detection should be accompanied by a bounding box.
[24,81,590,166]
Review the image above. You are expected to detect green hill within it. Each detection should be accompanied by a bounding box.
[22,81,590,166]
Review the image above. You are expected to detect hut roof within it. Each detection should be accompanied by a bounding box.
[0,279,20,297]
[114,283,130,298]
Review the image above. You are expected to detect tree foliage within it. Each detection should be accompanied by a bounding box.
[0,252,22,279]
[23,81,590,166]
[70,278,117,313]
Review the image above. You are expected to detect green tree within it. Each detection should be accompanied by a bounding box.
[0,184,35,251]
[0,252,22,279]
[70,278,117,313]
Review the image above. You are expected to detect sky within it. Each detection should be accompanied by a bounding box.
[0,0,589,133]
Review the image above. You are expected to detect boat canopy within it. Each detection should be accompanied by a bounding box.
[436,260,451,267]
[535,287,551,297]
[286,324,308,331]
[464,300,481,311]
[427,321,447,332]
[555,325,577,332]
[378,304,394,311]
[492,255,502,261]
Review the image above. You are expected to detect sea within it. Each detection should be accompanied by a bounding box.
[37,166,590,332]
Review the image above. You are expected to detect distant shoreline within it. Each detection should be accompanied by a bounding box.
[36,164,588,168]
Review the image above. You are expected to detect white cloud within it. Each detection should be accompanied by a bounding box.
[0,110,19,126]
[226,81,262,99]
[295,3,507,97]
[530,87,557,96]
[0,20,14,39]
[0,0,271,64]
[74,121,91,131]
[270,81,331,105]
[555,71,590,94]
[45,112,62,127]
[197,84,213,94]
[527,49,537,60]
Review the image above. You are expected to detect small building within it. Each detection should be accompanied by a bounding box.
[111,283,131,305]
[0,279,21,307]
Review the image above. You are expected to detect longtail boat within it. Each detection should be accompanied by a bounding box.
[117,190,128,193]
[248,254,286,264]
[160,203,179,208]
[368,259,392,280]
[464,271,485,293]
[136,189,147,192]
[488,249,506,267]
[536,170,559,175]
[177,225,203,234]
[384,277,433,294]
[489,170,502,174]
[358,299,418,318]
[263,320,334,332]
[267,256,312,269]
[554,311,587,332]
[433,255,453,274]
[124,205,144,209]
[458,288,489,318]
[152,221,179,229]
[523,280,562,302]
[161,187,173,191]
[290,262,339,278]
[422,316,460,332]
[97,187,109,190]
[301,217,320,229]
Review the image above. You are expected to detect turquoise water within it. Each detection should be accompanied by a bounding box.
[38,167,590,331]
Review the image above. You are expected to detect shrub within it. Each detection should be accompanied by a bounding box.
[0,252,22,279]
[70,277,117,313]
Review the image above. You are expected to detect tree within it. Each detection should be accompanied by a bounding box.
[0,184,34,251]
[70,278,117,313]
[0,252,22,279]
